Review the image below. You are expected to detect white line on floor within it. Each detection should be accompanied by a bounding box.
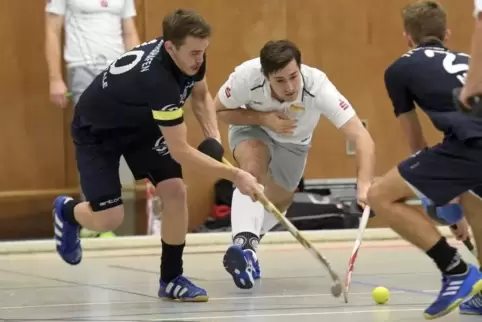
[148,307,425,321]
[0,290,417,310]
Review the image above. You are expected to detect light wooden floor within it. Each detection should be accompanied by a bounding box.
[0,238,478,321]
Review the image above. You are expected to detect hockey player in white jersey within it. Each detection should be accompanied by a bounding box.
[214,39,376,289]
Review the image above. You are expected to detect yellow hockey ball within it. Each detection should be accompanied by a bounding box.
[372,286,390,304]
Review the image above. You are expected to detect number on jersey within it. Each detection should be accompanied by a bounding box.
[101,39,161,88]
[424,49,469,85]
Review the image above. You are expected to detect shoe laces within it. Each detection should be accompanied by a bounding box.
[467,294,482,308]
[177,276,199,289]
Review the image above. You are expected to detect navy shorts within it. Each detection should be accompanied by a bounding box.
[398,138,482,206]
[72,114,182,212]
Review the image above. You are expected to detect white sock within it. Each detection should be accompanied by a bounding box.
[230,187,264,239]
[260,209,286,235]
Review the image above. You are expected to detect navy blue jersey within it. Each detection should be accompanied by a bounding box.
[384,40,482,141]
[76,37,206,130]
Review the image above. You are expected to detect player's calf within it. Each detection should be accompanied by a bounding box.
[90,207,124,232]
[53,194,124,265]
[154,178,207,299]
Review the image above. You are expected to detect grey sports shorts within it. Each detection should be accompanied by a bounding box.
[67,65,108,106]
[228,125,309,191]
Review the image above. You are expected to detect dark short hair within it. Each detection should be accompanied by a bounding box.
[402,0,447,44]
[162,8,211,47]
[259,40,301,77]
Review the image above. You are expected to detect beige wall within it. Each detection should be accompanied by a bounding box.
[0,0,473,237]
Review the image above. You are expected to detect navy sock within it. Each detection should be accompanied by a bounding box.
[426,237,468,275]
[62,199,80,226]
[161,240,184,283]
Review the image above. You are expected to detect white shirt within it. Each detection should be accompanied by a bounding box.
[46,0,136,68]
[217,58,356,145]
[476,0,482,14]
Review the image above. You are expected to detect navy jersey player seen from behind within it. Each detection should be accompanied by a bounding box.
[367,1,482,319]
[52,8,262,302]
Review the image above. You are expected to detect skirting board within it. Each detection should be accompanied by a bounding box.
[0,226,457,255]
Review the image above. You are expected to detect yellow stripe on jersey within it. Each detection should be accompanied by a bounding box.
[152,108,184,121]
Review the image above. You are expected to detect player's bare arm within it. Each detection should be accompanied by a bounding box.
[397,110,428,153]
[45,12,68,107]
[215,96,267,126]
[191,77,221,141]
[339,115,375,206]
[121,17,140,51]
[461,11,482,105]
[316,77,375,206]
[214,71,296,133]
[215,96,296,134]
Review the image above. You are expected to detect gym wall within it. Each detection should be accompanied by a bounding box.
[0,0,473,239]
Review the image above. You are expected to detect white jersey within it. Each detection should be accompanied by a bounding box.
[217,58,356,145]
[46,0,136,68]
[476,0,482,14]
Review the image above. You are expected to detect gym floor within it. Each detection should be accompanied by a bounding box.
[0,238,478,321]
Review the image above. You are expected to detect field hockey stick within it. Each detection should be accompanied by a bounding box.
[343,205,371,303]
[449,224,477,257]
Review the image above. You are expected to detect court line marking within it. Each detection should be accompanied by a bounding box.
[352,280,437,296]
[0,267,160,300]
[1,238,466,261]
[108,263,439,281]
[147,307,425,321]
[0,291,415,310]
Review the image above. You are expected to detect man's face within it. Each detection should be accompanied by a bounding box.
[167,36,209,76]
[267,59,301,102]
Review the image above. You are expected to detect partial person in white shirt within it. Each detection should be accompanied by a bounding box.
[45,0,140,108]
[459,0,482,107]
[214,39,375,290]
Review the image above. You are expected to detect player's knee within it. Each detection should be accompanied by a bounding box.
[274,199,292,213]
[156,178,187,208]
[234,141,270,181]
[91,206,124,232]
[367,181,387,208]
[268,190,293,211]
[239,160,268,183]
[265,179,294,211]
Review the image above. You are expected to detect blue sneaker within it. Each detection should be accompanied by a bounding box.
[250,250,261,280]
[460,293,482,315]
[223,245,256,289]
[424,264,482,319]
[53,196,82,265]
[158,275,208,302]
